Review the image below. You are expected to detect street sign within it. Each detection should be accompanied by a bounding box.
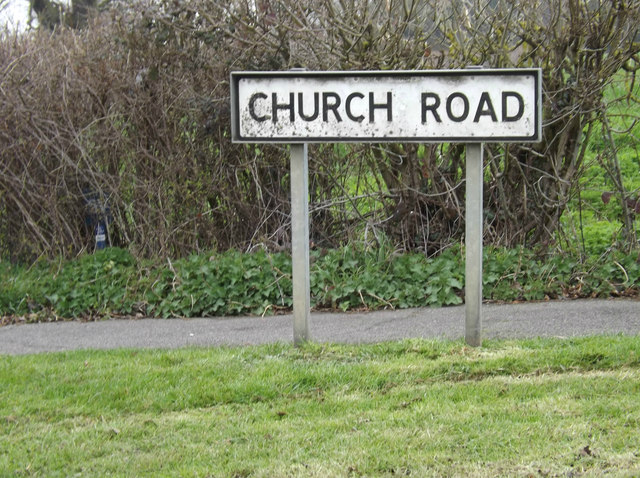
[229,67,543,347]
[231,69,541,143]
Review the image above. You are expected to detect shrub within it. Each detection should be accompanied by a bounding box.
[1,0,639,261]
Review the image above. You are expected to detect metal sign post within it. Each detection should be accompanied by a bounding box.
[465,143,484,347]
[290,143,310,344]
[230,69,542,347]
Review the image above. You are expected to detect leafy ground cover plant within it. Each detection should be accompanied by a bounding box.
[45,247,140,318]
[145,249,293,318]
[483,247,640,301]
[310,246,463,311]
[1,246,638,324]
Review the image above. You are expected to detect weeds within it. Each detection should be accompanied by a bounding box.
[1,246,638,323]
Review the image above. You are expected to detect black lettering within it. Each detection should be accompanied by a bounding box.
[272,92,295,123]
[369,91,392,122]
[502,91,524,122]
[346,92,365,122]
[298,92,319,122]
[473,92,498,122]
[421,92,442,123]
[446,93,469,122]
[249,92,269,122]
[322,92,342,122]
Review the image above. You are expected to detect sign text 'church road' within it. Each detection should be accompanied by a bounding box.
[231,69,542,143]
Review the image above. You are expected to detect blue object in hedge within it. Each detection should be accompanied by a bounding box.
[83,189,112,251]
[95,221,107,250]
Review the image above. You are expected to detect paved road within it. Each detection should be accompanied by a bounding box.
[1,299,638,355]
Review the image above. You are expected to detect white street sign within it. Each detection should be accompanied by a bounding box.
[231,69,542,143]
[229,67,543,347]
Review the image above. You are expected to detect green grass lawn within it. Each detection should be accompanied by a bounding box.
[2,337,640,477]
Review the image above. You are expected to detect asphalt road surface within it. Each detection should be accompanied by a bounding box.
[1,298,638,355]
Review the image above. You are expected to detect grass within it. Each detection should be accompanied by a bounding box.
[2,336,640,477]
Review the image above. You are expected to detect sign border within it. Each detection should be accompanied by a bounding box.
[230,68,542,144]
